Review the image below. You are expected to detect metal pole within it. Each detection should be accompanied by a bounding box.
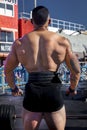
[14,114,87,119]
[23,0,24,12]
[34,0,37,8]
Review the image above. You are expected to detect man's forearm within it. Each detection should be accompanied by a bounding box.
[5,71,16,89]
[70,72,80,90]
[69,53,81,89]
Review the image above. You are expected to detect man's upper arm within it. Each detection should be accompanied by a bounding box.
[65,39,80,74]
[4,42,19,73]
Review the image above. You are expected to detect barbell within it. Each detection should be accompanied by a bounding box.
[0,104,87,130]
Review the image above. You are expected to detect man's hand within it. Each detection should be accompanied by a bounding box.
[65,86,77,96]
[11,86,23,96]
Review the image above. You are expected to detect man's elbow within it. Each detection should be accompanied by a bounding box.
[75,69,81,80]
[76,68,81,74]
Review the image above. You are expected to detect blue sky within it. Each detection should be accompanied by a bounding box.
[18,0,87,27]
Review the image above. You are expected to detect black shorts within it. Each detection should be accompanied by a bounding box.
[23,71,64,112]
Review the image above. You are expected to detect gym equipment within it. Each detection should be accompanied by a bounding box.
[0,104,15,130]
[0,104,87,129]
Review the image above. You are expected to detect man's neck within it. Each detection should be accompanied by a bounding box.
[34,25,48,31]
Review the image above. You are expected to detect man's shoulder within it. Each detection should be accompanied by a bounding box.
[54,33,69,44]
[48,31,67,39]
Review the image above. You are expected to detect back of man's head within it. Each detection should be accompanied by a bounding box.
[32,6,49,26]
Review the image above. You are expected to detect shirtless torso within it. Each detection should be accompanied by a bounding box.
[4,28,80,90]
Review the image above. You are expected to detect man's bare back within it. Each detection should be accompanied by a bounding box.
[13,29,68,72]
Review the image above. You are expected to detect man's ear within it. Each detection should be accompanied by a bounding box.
[48,18,51,25]
[30,19,33,24]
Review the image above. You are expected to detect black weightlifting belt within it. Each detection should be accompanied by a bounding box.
[28,71,61,83]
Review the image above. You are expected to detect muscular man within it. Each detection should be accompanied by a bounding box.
[4,6,80,130]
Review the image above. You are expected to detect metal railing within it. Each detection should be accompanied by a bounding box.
[50,18,85,31]
[19,12,86,31]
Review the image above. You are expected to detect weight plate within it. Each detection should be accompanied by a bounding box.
[0,104,15,130]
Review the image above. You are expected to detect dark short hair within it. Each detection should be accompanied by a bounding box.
[32,6,49,26]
